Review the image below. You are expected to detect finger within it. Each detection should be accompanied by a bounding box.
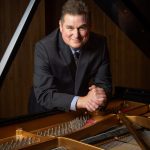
[90,87,105,94]
[94,97,107,106]
[92,90,107,99]
[89,85,96,90]
[86,103,98,112]
[86,100,99,111]
[95,93,107,100]
[95,88,106,95]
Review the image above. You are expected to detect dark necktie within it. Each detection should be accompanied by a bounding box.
[74,51,80,65]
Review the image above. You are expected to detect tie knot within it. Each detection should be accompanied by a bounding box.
[74,51,80,59]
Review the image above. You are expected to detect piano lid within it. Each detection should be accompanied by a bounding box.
[94,0,150,58]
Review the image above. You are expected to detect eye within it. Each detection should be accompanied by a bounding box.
[78,25,88,31]
[66,26,74,30]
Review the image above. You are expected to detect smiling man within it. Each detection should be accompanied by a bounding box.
[59,14,89,49]
[29,0,112,113]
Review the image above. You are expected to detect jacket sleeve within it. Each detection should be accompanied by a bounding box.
[92,38,112,97]
[33,41,74,112]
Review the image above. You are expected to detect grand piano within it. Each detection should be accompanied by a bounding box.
[0,0,150,149]
[0,97,150,149]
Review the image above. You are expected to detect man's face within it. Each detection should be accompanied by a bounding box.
[59,14,89,49]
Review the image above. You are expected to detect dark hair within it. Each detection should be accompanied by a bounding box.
[60,0,89,22]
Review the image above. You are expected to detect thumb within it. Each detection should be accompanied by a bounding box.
[89,85,96,90]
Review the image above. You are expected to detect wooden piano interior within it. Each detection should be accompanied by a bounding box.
[0,99,150,150]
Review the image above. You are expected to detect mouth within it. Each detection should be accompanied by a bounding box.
[71,39,81,43]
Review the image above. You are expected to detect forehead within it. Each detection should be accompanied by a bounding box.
[62,14,88,25]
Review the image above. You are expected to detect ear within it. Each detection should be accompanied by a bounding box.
[59,20,62,32]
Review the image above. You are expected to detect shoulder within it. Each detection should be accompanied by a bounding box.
[34,29,61,60]
[84,32,107,51]
[89,32,107,43]
[35,28,60,50]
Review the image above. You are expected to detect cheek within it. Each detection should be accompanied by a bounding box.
[81,31,89,38]
[61,32,72,44]
[62,30,71,39]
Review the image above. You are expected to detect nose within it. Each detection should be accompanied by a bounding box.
[73,29,80,38]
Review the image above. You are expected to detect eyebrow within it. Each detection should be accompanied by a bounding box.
[79,24,88,28]
[66,24,88,29]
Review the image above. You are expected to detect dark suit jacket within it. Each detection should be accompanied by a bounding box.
[29,28,112,113]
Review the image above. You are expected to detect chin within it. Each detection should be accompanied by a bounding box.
[72,46,81,49]
[71,43,82,49]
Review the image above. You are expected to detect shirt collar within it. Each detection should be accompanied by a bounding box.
[70,47,80,54]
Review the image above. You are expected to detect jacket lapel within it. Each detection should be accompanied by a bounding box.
[75,46,91,95]
[58,32,92,95]
[58,33,76,81]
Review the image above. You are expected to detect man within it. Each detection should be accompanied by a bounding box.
[29,0,112,113]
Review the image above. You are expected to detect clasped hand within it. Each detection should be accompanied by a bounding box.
[77,85,107,112]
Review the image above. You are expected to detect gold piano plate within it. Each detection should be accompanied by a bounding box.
[21,137,103,150]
